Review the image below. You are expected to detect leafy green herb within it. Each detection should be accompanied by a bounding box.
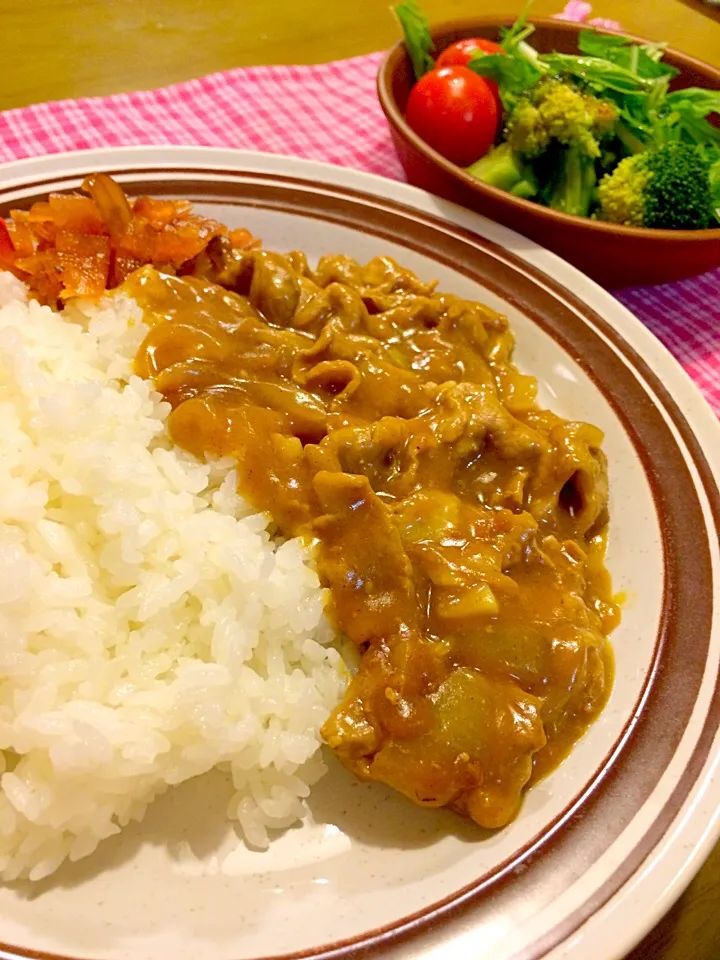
[468,0,544,107]
[578,30,677,81]
[468,53,542,102]
[615,111,654,154]
[393,1,435,82]
[499,0,548,78]
[540,53,655,94]
[665,88,720,121]
[652,90,720,146]
[500,0,536,55]
[577,31,630,57]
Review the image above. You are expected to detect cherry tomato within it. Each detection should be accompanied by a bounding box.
[405,66,498,168]
[436,38,504,68]
[436,38,505,117]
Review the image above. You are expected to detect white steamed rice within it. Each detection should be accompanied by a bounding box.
[0,271,346,882]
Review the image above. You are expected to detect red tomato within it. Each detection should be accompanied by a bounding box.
[436,37,504,68]
[405,66,498,168]
[436,39,505,117]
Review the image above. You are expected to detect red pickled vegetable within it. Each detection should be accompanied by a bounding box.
[0,174,258,306]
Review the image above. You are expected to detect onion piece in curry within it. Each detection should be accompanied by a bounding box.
[3,176,619,830]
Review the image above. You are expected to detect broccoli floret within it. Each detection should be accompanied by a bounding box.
[507,100,551,158]
[466,142,539,198]
[597,142,714,229]
[506,79,618,160]
[590,99,619,141]
[544,144,597,218]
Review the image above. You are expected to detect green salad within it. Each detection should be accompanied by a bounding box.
[394,1,720,229]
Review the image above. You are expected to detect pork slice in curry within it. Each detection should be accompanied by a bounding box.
[129,246,619,831]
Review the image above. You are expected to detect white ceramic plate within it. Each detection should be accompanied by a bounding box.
[0,147,718,960]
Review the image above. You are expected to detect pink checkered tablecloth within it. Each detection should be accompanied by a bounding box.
[0,48,718,414]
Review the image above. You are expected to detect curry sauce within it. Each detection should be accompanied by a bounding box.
[129,247,618,830]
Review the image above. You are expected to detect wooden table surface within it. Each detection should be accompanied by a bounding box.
[1,1,719,958]
[1,0,719,109]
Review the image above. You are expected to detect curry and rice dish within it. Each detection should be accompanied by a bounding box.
[0,175,618,880]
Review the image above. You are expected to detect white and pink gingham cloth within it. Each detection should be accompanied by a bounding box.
[0,45,718,414]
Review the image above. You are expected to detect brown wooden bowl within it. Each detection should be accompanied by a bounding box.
[377,18,720,288]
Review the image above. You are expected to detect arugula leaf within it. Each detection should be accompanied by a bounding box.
[497,0,548,78]
[647,75,672,112]
[393,1,435,82]
[658,89,720,147]
[615,119,649,155]
[500,0,537,54]
[540,53,655,94]
[659,114,720,147]
[629,47,676,81]
[577,31,631,58]
[578,30,677,81]
[466,0,544,109]
[665,88,720,119]
[468,53,542,97]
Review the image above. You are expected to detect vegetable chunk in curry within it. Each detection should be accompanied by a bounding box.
[129,245,619,831]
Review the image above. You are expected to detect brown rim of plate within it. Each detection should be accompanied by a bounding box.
[376,16,720,247]
[0,168,718,960]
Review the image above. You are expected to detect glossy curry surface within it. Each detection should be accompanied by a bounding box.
[130,245,618,829]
